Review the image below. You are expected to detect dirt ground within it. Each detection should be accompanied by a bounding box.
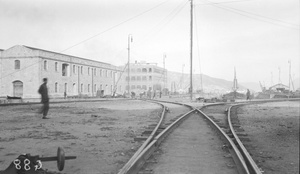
[0,100,162,174]
[238,101,299,174]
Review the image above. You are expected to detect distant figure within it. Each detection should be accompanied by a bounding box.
[38,78,49,119]
[246,89,251,101]
[64,91,67,99]
[131,91,136,99]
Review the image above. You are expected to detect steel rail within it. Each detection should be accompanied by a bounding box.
[117,100,168,174]
[227,105,262,174]
[119,108,195,174]
[196,107,250,174]
[120,99,298,173]
[119,100,252,174]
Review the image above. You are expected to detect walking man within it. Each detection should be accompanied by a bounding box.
[38,78,49,119]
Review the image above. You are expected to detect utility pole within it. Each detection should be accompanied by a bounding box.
[190,0,193,100]
[163,53,166,91]
[128,34,133,95]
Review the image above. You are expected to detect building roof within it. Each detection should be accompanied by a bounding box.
[23,45,112,66]
[269,83,289,89]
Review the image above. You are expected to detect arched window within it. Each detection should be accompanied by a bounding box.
[44,60,47,70]
[15,60,20,69]
[64,83,67,93]
[55,62,58,72]
[55,82,58,93]
[62,63,69,76]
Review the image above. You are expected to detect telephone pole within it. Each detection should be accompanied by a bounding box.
[190,0,193,100]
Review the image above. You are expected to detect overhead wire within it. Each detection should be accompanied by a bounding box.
[60,0,170,53]
[129,0,189,65]
[198,0,299,30]
[193,4,204,92]
[136,0,188,46]
[0,0,170,81]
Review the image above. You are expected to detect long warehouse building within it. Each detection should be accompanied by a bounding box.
[0,45,126,99]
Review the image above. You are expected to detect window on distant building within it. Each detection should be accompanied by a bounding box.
[137,76,141,81]
[131,76,136,81]
[73,65,76,74]
[149,76,152,81]
[149,68,152,72]
[55,62,58,72]
[15,60,20,69]
[99,69,102,77]
[55,82,58,93]
[62,63,69,76]
[44,60,48,70]
[142,76,147,81]
[142,68,147,73]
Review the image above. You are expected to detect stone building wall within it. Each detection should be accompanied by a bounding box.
[0,45,125,99]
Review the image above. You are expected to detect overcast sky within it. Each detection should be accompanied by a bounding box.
[0,0,299,87]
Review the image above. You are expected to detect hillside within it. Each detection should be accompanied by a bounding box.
[167,71,250,94]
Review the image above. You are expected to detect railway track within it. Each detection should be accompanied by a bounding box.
[118,100,264,174]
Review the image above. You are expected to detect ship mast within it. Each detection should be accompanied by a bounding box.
[232,67,238,99]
